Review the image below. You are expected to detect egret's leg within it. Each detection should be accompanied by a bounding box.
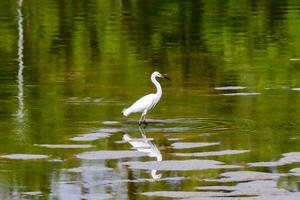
[139,126,147,138]
[143,119,148,128]
[138,114,144,126]
[143,115,147,124]
[142,110,148,125]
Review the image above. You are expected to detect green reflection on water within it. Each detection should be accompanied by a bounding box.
[0,0,300,199]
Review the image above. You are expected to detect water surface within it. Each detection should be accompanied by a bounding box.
[1,0,300,199]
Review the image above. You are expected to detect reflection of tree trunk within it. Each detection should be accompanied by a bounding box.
[17,0,25,136]
[52,0,73,67]
[127,168,136,200]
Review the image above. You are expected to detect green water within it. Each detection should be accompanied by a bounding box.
[1,0,300,199]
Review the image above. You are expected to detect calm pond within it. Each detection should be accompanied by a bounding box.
[1,0,300,199]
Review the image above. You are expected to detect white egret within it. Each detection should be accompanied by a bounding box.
[122,71,169,125]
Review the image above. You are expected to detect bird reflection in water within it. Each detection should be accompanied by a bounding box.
[123,127,162,179]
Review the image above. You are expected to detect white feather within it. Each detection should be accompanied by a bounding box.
[122,71,167,124]
[122,94,157,116]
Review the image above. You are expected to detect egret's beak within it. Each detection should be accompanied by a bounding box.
[162,74,170,80]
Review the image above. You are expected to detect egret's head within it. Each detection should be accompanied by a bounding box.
[152,71,170,80]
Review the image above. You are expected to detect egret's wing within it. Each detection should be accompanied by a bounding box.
[125,94,156,114]
[148,96,160,111]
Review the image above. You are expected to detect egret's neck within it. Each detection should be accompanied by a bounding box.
[151,75,162,97]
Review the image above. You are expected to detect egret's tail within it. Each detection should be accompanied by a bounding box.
[122,108,130,117]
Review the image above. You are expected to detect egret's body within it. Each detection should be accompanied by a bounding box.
[122,71,169,125]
